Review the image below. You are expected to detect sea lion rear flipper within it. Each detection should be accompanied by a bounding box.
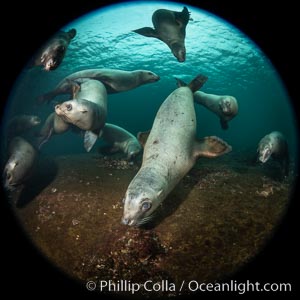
[133,27,158,38]
[193,136,232,159]
[175,77,187,87]
[84,129,103,152]
[188,75,208,93]
[137,130,151,147]
[220,118,229,130]
[174,6,190,26]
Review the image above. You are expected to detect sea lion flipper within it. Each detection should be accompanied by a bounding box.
[193,136,232,159]
[175,77,187,88]
[84,131,98,152]
[137,130,151,147]
[133,27,158,38]
[188,75,208,93]
[174,6,190,26]
[220,118,229,130]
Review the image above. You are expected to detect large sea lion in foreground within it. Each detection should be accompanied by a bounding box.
[6,114,41,141]
[30,29,76,71]
[257,131,289,176]
[122,75,232,226]
[176,78,238,129]
[38,69,160,104]
[98,123,142,160]
[133,7,190,62]
[36,113,70,149]
[3,137,37,191]
[55,79,107,151]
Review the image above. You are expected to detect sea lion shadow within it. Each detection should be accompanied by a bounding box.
[259,163,286,181]
[141,180,197,230]
[16,156,58,208]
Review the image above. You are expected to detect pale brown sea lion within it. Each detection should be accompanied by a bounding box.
[175,77,238,129]
[133,7,190,62]
[55,79,107,151]
[3,137,37,191]
[98,123,142,160]
[257,131,289,176]
[122,75,232,226]
[30,29,76,71]
[37,69,160,104]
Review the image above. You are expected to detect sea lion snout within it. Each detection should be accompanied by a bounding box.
[171,43,186,62]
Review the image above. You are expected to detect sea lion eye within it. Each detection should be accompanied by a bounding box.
[66,103,72,111]
[122,198,125,204]
[141,201,151,211]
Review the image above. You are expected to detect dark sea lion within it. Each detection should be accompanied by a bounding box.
[37,69,160,104]
[98,123,142,160]
[257,131,289,176]
[3,137,37,191]
[31,29,76,71]
[176,77,238,129]
[122,75,232,226]
[55,79,107,151]
[133,7,190,62]
[6,114,41,141]
[36,113,70,149]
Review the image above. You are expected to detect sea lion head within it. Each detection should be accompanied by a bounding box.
[122,173,164,226]
[258,139,273,163]
[219,96,238,117]
[170,42,186,62]
[124,140,142,161]
[3,161,19,190]
[55,99,94,130]
[42,43,66,71]
[138,70,160,84]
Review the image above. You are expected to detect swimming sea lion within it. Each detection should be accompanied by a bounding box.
[55,79,107,151]
[37,69,160,104]
[122,75,232,226]
[98,123,142,160]
[133,7,190,62]
[31,29,76,71]
[36,113,70,149]
[3,137,37,191]
[176,78,238,129]
[257,131,289,176]
[6,114,41,141]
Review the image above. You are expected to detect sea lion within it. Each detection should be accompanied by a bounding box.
[3,137,37,191]
[257,131,289,176]
[133,7,190,62]
[36,113,70,149]
[176,78,238,129]
[6,114,41,141]
[122,75,232,226]
[37,69,160,104]
[30,29,76,71]
[55,79,107,151]
[98,123,142,160]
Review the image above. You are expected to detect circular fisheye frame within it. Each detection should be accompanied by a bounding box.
[0,1,297,298]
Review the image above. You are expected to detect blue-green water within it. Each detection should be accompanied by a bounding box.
[2,1,298,159]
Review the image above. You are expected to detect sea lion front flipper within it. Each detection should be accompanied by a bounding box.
[174,6,190,26]
[193,136,232,159]
[174,77,187,87]
[220,118,229,130]
[137,130,151,147]
[84,129,103,152]
[133,27,158,38]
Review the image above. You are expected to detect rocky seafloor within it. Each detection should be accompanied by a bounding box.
[7,152,295,298]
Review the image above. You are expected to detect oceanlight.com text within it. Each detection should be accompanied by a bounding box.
[86,279,292,294]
